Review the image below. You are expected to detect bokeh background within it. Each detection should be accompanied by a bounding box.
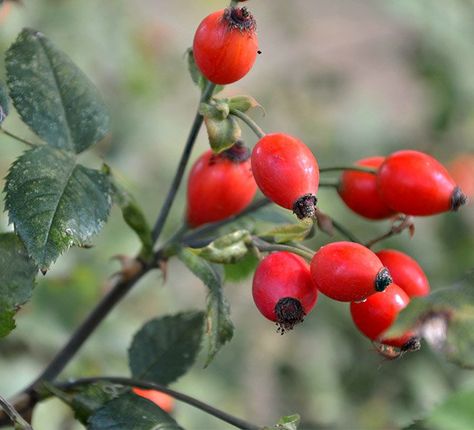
[0,0,474,429]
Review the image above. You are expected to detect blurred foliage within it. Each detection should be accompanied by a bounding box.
[0,0,474,429]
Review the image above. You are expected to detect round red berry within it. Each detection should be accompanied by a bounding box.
[251,133,319,219]
[186,142,257,227]
[376,249,430,298]
[252,251,318,333]
[338,156,395,220]
[193,7,258,85]
[350,283,413,347]
[377,150,467,216]
[310,241,392,302]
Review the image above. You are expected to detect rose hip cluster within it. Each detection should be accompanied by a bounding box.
[188,6,467,350]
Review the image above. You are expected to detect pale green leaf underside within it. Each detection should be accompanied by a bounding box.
[88,392,183,430]
[5,145,112,269]
[178,248,234,366]
[5,28,109,153]
[128,311,204,386]
[0,233,37,338]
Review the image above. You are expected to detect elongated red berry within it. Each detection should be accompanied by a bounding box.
[186,142,257,227]
[350,283,414,347]
[377,150,467,216]
[251,133,319,219]
[310,242,392,302]
[252,251,318,333]
[132,388,175,413]
[193,7,258,85]
[376,249,430,298]
[338,157,395,220]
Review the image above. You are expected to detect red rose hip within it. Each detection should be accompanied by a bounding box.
[310,242,392,302]
[377,150,467,216]
[376,249,430,298]
[338,156,395,220]
[252,251,318,333]
[251,133,319,219]
[350,283,413,347]
[186,142,257,227]
[193,7,258,85]
[132,388,175,413]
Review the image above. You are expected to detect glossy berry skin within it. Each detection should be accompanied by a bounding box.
[132,388,175,413]
[193,8,258,85]
[310,242,392,302]
[251,133,319,219]
[252,252,318,332]
[377,150,467,216]
[338,157,395,220]
[376,249,430,298]
[350,283,413,347]
[186,144,257,228]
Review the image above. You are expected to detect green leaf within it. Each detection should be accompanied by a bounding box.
[199,100,229,120]
[260,219,314,243]
[0,80,9,123]
[0,233,37,338]
[189,230,251,264]
[108,169,153,258]
[129,311,204,385]
[263,414,301,430]
[88,392,183,430]
[178,248,234,366]
[5,145,112,270]
[386,272,474,367]
[5,28,109,153]
[224,252,259,283]
[43,382,124,425]
[204,115,241,153]
[228,95,262,113]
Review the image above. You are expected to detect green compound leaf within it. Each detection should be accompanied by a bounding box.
[386,271,474,368]
[178,248,234,367]
[129,311,204,385]
[5,146,112,270]
[5,28,109,153]
[224,252,259,283]
[0,233,37,338]
[88,392,183,430]
[0,81,9,123]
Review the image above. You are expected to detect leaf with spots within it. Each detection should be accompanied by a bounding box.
[0,233,37,338]
[5,28,109,153]
[128,311,204,385]
[5,145,112,270]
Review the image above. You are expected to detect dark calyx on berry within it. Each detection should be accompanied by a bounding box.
[223,7,256,32]
[401,337,421,353]
[451,186,468,211]
[221,140,251,163]
[293,194,318,219]
[374,267,392,292]
[275,297,306,334]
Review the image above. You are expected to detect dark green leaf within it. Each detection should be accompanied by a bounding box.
[88,392,183,430]
[0,233,37,338]
[204,115,241,153]
[260,219,314,243]
[5,146,112,270]
[5,28,109,153]
[386,272,474,367]
[224,252,259,283]
[108,169,153,258]
[129,311,204,385]
[0,81,9,123]
[189,230,251,264]
[178,248,234,367]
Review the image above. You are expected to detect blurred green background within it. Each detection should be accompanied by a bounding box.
[0,0,473,429]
